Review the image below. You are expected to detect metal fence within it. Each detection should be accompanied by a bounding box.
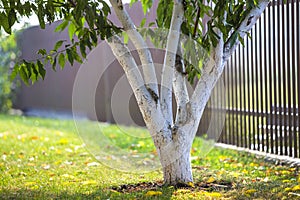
[201,0,300,158]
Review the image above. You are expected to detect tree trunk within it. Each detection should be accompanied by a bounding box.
[153,126,195,186]
[162,147,193,185]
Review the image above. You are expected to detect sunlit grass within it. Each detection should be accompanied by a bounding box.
[0,114,299,199]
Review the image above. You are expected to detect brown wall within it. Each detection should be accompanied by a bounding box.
[14,2,159,127]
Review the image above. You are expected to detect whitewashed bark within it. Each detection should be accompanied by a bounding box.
[162,145,193,184]
[160,0,184,126]
[109,0,159,96]
[106,36,164,134]
[173,43,189,125]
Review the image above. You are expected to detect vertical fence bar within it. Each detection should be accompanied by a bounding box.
[276,0,282,155]
[228,58,232,145]
[238,44,244,147]
[286,0,293,157]
[247,37,252,150]
[259,14,264,152]
[231,54,235,145]
[255,22,260,151]
[280,0,287,156]
[264,6,269,153]
[234,49,239,147]
[273,1,278,154]
[269,2,274,154]
[251,28,256,150]
[296,0,300,159]
[291,0,297,158]
[243,40,247,148]
[228,56,233,144]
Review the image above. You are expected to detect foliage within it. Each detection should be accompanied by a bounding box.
[156,0,260,82]
[0,0,262,84]
[0,32,19,113]
[0,114,299,199]
[3,0,120,85]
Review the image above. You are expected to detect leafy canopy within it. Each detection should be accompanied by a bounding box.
[0,0,260,84]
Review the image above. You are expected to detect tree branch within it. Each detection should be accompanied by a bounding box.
[160,0,184,126]
[223,0,270,61]
[109,0,159,99]
[106,35,164,130]
[173,42,189,126]
[192,3,201,38]
[187,9,226,138]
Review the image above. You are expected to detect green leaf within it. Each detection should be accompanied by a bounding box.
[101,1,111,15]
[141,0,153,14]
[55,20,69,32]
[37,49,47,56]
[148,22,156,27]
[79,42,86,58]
[8,9,16,27]
[140,18,146,27]
[238,34,245,47]
[130,0,138,7]
[10,64,19,81]
[0,12,11,34]
[19,65,29,85]
[52,55,57,71]
[37,60,46,79]
[54,40,64,51]
[229,32,238,48]
[68,22,76,41]
[37,5,45,29]
[58,53,65,69]
[66,49,74,65]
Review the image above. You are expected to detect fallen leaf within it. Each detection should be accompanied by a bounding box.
[2,155,7,161]
[285,187,292,192]
[207,177,215,183]
[64,161,73,165]
[187,182,195,188]
[61,174,76,179]
[174,189,190,194]
[283,179,292,183]
[145,191,162,196]
[245,189,257,194]
[292,185,300,191]
[58,138,68,145]
[24,182,36,186]
[41,164,51,170]
[28,157,34,162]
[200,191,222,198]
[250,163,259,167]
[81,180,97,185]
[30,136,39,140]
[87,162,100,167]
[65,148,73,153]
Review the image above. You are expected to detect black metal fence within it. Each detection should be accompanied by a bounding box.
[200,0,300,158]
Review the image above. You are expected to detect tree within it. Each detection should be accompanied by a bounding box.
[2,0,269,185]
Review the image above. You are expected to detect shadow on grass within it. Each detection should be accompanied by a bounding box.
[0,187,174,200]
[0,180,235,200]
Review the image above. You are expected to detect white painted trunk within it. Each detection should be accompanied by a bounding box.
[162,147,193,185]
[153,125,196,185]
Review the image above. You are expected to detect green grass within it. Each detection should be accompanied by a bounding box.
[0,114,300,199]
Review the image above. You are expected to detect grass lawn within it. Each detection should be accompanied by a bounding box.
[0,114,300,199]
